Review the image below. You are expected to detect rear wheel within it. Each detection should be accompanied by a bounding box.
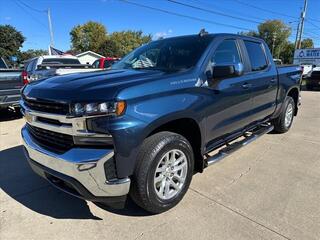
[272,96,295,133]
[130,131,194,213]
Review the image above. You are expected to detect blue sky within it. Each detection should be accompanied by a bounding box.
[0,0,320,51]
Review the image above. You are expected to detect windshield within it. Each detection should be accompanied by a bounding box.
[112,35,213,72]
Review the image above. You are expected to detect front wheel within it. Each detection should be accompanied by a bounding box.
[272,96,295,133]
[130,131,194,213]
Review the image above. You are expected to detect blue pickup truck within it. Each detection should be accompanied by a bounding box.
[20,33,302,213]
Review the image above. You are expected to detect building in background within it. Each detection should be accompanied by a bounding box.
[293,48,320,77]
[76,51,105,65]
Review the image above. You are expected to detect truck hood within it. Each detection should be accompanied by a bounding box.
[23,69,165,102]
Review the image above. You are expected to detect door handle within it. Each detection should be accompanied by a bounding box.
[242,83,252,89]
[270,78,277,84]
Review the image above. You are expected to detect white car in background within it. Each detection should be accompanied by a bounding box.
[23,55,101,83]
[300,64,313,78]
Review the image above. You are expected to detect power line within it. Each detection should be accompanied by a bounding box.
[235,0,320,24]
[188,0,267,22]
[193,0,320,36]
[305,19,320,31]
[118,0,253,31]
[16,0,46,13]
[167,0,261,24]
[308,18,320,23]
[303,32,320,40]
[233,0,297,19]
[13,0,48,30]
[293,27,320,38]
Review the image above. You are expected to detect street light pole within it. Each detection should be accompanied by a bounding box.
[47,8,54,48]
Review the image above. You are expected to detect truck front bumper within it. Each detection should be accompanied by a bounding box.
[22,126,131,204]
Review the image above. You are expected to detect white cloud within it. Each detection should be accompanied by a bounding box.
[153,29,173,40]
[154,32,168,39]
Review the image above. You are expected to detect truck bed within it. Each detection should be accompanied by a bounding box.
[277,65,302,81]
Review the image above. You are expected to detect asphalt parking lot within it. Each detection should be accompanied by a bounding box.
[0,91,320,240]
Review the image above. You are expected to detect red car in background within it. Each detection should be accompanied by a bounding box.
[92,57,120,69]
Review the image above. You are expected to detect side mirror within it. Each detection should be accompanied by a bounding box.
[212,63,244,79]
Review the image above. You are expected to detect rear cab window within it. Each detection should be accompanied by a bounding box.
[42,58,81,65]
[244,40,268,71]
[92,59,100,68]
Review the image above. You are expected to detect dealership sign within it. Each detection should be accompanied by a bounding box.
[293,48,320,65]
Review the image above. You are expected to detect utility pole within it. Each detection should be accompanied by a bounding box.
[296,0,308,49]
[47,8,54,48]
[294,21,300,49]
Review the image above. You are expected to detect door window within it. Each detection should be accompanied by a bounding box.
[244,41,268,71]
[212,39,241,65]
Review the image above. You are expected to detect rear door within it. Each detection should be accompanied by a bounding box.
[242,40,278,122]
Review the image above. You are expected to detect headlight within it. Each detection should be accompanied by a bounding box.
[71,101,126,117]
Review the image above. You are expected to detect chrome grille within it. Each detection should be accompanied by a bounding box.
[23,96,69,115]
[26,124,74,153]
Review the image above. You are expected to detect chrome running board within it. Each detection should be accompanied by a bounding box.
[206,124,274,166]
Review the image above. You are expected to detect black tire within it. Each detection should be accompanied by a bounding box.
[130,131,194,214]
[272,96,295,133]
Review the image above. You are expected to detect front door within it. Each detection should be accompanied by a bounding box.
[204,38,254,147]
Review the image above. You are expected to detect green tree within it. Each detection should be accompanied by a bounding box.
[99,30,152,57]
[258,20,291,57]
[238,30,259,37]
[70,21,107,52]
[0,24,25,65]
[18,49,48,62]
[98,37,121,57]
[301,38,314,48]
[239,20,293,61]
[279,42,295,64]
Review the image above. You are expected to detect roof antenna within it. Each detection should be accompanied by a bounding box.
[199,28,208,37]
